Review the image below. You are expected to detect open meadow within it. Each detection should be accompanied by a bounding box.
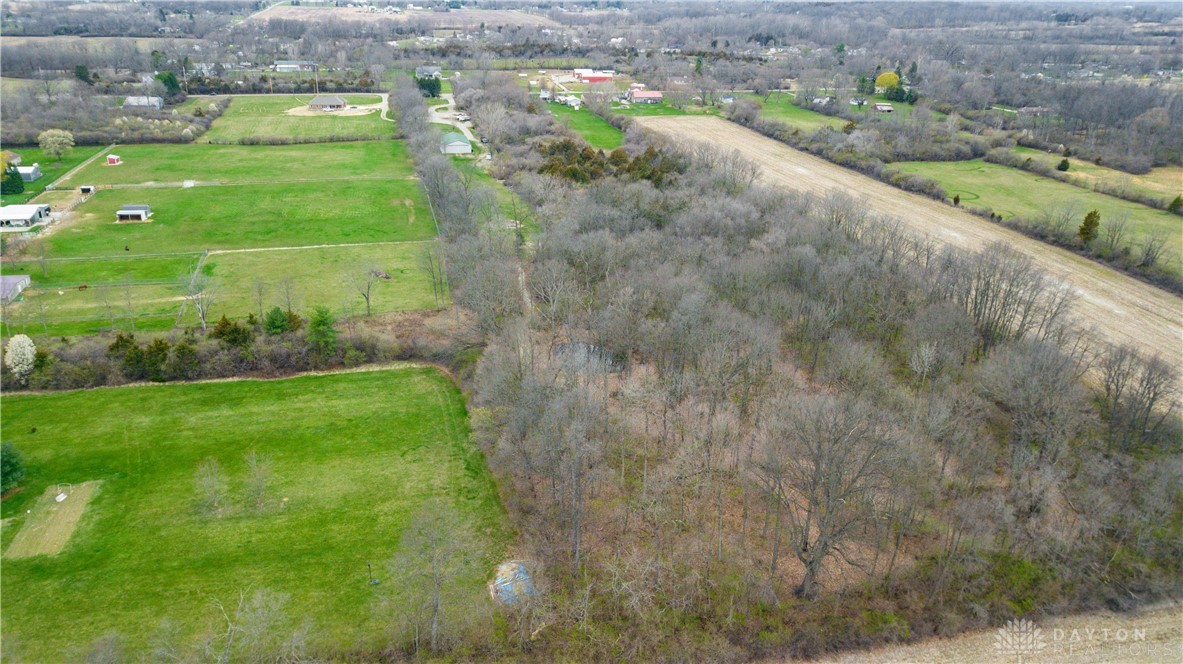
[0,368,508,660]
[741,92,847,131]
[547,103,623,150]
[3,107,438,336]
[199,94,390,144]
[893,158,1182,269]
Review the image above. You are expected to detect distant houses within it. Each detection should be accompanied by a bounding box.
[0,204,50,228]
[124,96,164,110]
[415,66,443,79]
[439,132,472,155]
[308,95,347,112]
[275,60,317,73]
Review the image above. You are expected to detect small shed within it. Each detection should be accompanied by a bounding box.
[80,185,96,195]
[0,275,31,304]
[107,155,123,166]
[116,204,152,222]
[308,95,347,112]
[123,96,164,110]
[873,102,894,113]
[0,204,51,227]
[439,132,472,155]
[16,163,41,182]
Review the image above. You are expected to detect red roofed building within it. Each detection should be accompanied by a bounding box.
[628,90,664,104]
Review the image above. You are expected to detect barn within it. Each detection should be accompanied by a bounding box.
[0,204,50,228]
[275,60,317,73]
[308,95,347,112]
[573,69,615,83]
[16,163,41,181]
[116,204,152,222]
[123,96,164,110]
[439,133,472,155]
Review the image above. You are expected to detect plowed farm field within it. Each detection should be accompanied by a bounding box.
[636,116,1182,364]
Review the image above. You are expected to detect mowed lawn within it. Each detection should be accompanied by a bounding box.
[547,104,623,150]
[894,159,1183,268]
[1012,146,1183,203]
[201,242,443,320]
[60,141,416,186]
[1,146,105,205]
[3,282,184,337]
[201,94,391,143]
[0,368,509,660]
[42,180,434,257]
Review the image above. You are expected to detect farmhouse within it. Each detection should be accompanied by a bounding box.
[0,204,50,228]
[873,102,894,113]
[439,132,473,155]
[0,275,31,304]
[16,163,41,181]
[308,95,348,112]
[123,96,164,110]
[628,90,664,104]
[573,68,614,83]
[115,204,152,222]
[275,60,317,72]
[415,65,443,79]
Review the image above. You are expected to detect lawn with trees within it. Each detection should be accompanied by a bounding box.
[0,145,103,205]
[0,367,509,660]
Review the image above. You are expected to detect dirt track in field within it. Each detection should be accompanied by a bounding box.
[636,116,1182,362]
[801,602,1183,664]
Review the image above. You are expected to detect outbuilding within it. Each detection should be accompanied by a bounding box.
[0,204,51,228]
[15,163,41,182]
[2,150,21,166]
[116,204,152,222]
[308,95,347,112]
[873,102,894,113]
[123,96,164,110]
[0,275,31,304]
[628,90,664,104]
[439,132,472,155]
[107,155,123,166]
[275,60,317,73]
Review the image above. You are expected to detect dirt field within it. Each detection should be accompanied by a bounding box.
[5,481,100,559]
[636,116,1182,364]
[252,5,558,28]
[803,603,1182,663]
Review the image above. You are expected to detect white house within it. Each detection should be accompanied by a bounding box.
[0,204,51,228]
[124,96,164,110]
[439,132,472,155]
[16,163,41,181]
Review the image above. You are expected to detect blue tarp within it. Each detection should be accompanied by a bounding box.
[489,561,535,605]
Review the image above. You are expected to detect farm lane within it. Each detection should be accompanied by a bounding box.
[636,116,1182,364]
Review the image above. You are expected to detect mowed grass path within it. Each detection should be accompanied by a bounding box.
[1,368,509,659]
[201,95,390,144]
[44,179,434,257]
[0,146,105,205]
[61,141,415,186]
[547,104,623,149]
[894,158,1182,268]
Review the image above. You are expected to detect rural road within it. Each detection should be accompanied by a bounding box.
[428,94,477,142]
[637,116,1182,363]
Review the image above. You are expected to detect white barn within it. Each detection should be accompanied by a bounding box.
[0,204,51,228]
[439,132,472,155]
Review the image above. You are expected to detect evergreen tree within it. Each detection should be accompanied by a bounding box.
[1078,209,1100,245]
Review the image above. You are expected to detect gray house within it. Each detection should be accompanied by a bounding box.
[415,66,443,79]
[308,95,347,111]
[0,204,50,227]
[124,96,164,110]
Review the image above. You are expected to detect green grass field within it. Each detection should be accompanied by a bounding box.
[1,146,105,205]
[894,159,1182,270]
[741,92,846,131]
[0,368,508,660]
[611,103,689,117]
[1012,147,1183,202]
[547,104,623,150]
[43,180,433,257]
[201,242,442,319]
[61,141,415,186]
[201,95,390,144]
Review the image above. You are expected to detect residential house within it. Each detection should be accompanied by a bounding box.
[308,95,347,111]
[415,66,443,79]
[1,150,21,166]
[628,90,664,104]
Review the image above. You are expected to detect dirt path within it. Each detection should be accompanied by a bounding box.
[206,239,432,255]
[428,94,477,142]
[800,603,1182,663]
[636,116,1182,363]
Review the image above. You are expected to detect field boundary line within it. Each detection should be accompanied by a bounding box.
[7,251,204,263]
[94,174,417,190]
[206,240,433,255]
